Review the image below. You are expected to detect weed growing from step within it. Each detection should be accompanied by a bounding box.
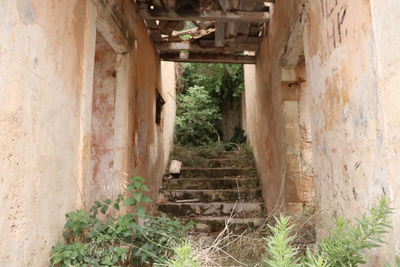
[49,176,191,267]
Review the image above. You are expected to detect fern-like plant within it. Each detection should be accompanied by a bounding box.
[317,197,392,266]
[166,242,200,267]
[263,197,393,267]
[263,216,300,267]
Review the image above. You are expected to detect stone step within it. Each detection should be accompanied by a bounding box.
[176,158,255,168]
[180,167,256,178]
[163,177,259,190]
[206,158,255,168]
[159,189,262,203]
[158,202,265,218]
[193,216,265,233]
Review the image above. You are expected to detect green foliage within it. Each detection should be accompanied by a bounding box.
[175,85,221,146]
[263,197,393,267]
[182,63,244,102]
[167,243,201,267]
[50,176,191,267]
[175,63,244,145]
[316,197,392,266]
[263,216,300,267]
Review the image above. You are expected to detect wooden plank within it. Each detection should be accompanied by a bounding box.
[199,37,262,45]
[160,52,256,64]
[140,8,270,22]
[218,0,230,11]
[156,42,259,52]
[215,22,226,47]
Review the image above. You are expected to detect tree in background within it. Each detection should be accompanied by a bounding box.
[175,63,244,146]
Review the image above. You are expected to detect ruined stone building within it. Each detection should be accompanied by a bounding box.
[0,0,399,265]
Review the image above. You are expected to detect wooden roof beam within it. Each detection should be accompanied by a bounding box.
[140,9,270,22]
[160,52,256,64]
[156,42,259,52]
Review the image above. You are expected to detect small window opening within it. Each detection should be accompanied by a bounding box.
[155,90,165,125]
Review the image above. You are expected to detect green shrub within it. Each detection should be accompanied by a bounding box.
[263,197,393,267]
[175,63,244,146]
[166,242,200,267]
[175,85,221,146]
[50,176,191,267]
[263,216,300,267]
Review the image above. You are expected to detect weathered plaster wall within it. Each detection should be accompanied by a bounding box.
[0,0,176,265]
[304,0,397,263]
[370,0,400,256]
[0,0,90,265]
[87,31,118,204]
[244,1,302,210]
[116,0,176,205]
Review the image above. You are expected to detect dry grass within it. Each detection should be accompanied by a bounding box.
[177,203,316,267]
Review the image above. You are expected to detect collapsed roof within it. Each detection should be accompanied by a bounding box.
[135,0,273,63]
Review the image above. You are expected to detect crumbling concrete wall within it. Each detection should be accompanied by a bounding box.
[115,0,176,205]
[0,1,92,265]
[370,0,400,256]
[0,0,176,265]
[244,1,303,211]
[303,0,398,263]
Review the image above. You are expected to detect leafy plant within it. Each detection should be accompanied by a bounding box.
[263,216,300,267]
[175,85,221,146]
[263,197,393,267]
[166,242,200,267]
[50,176,191,267]
[175,63,244,146]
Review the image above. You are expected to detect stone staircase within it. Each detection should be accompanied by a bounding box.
[158,149,265,233]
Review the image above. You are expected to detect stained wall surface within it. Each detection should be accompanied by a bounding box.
[244,1,302,210]
[303,0,397,263]
[245,0,399,263]
[87,31,118,204]
[0,1,91,265]
[370,0,400,255]
[0,0,176,265]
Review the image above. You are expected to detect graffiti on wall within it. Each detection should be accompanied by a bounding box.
[320,0,348,54]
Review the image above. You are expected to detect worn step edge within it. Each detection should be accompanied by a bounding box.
[159,189,262,203]
[181,167,256,171]
[193,216,265,232]
[180,167,257,178]
[158,202,265,217]
[163,177,260,190]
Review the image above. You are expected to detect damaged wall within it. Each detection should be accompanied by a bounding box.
[116,0,176,205]
[246,0,399,263]
[303,0,398,263]
[244,1,303,211]
[0,0,176,265]
[370,0,400,256]
[0,1,92,265]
